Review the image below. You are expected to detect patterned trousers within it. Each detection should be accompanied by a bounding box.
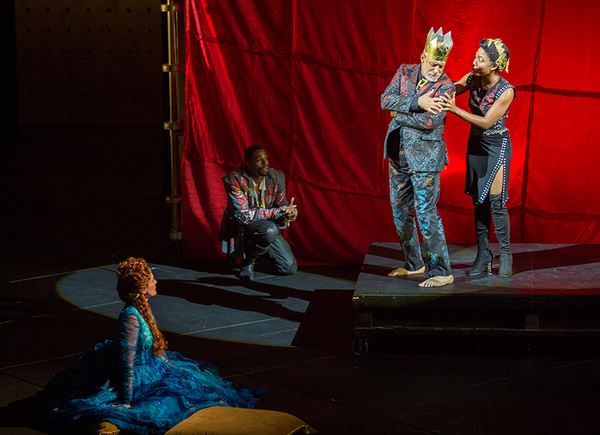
[389,156,452,277]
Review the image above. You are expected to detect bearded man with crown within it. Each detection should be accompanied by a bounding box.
[381,27,455,288]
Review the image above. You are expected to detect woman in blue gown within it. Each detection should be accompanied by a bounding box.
[38,257,265,434]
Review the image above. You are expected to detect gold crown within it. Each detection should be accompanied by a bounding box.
[424,27,453,62]
[483,38,510,73]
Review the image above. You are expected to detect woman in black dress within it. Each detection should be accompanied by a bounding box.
[441,39,516,277]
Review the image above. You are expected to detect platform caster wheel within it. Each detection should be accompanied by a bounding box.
[351,336,369,356]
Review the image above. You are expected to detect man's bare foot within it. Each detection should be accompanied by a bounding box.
[418,275,454,287]
[388,266,426,277]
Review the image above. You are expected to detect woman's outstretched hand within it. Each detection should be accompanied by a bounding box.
[440,92,457,113]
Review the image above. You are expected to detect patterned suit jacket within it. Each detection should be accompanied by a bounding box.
[381,63,455,172]
[220,166,288,257]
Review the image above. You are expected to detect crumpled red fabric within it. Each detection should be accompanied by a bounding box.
[183,0,600,264]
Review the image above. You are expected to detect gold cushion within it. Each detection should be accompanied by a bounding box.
[166,406,318,435]
[96,421,120,435]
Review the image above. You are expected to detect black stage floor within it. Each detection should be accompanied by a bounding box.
[4,254,600,434]
[55,261,358,348]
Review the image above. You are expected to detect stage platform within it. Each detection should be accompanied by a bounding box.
[352,243,600,355]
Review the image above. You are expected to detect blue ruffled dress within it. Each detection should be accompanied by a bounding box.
[37,304,265,434]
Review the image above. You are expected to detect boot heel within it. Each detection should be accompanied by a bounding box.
[466,250,493,276]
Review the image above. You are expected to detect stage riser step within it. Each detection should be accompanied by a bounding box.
[357,309,600,332]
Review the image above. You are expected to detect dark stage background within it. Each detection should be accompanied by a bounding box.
[2,0,173,264]
[182,0,600,265]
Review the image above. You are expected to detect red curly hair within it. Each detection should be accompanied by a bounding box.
[117,257,168,356]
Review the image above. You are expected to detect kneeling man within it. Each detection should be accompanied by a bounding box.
[220,145,298,281]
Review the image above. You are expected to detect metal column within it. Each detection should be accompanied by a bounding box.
[161,1,184,242]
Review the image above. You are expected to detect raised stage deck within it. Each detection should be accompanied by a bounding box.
[352,243,600,355]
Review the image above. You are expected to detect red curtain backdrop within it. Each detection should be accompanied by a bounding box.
[182,0,600,265]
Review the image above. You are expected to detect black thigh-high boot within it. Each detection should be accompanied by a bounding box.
[490,194,512,277]
[467,198,493,276]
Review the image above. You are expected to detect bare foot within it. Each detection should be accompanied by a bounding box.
[388,266,426,277]
[418,275,454,287]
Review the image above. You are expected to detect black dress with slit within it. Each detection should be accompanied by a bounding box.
[465,73,516,204]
